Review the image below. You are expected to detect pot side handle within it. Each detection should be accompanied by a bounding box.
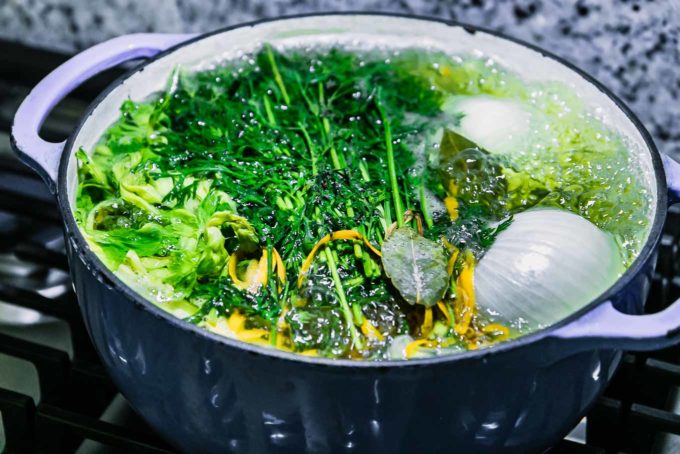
[552,155,680,350]
[552,299,680,351]
[11,33,194,194]
[664,154,680,203]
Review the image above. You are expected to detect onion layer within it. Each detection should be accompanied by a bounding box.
[444,95,533,155]
[474,208,624,328]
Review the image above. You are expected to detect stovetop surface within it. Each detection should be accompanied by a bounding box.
[0,38,678,454]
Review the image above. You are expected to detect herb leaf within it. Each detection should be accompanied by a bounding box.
[206,211,259,253]
[381,227,448,307]
[439,128,481,162]
[479,216,514,249]
[438,128,508,217]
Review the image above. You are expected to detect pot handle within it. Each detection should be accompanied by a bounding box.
[664,154,680,203]
[11,33,194,194]
[552,299,680,351]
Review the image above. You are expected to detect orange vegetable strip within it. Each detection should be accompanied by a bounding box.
[454,256,476,335]
[405,339,438,359]
[228,253,249,290]
[482,323,510,340]
[272,247,286,283]
[421,307,433,335]
[437,301,452,325]
[254,249,269,290]
[447,249,460,277]
[361,319,385,341]
[444,196,459,221]
[297,230,381,287]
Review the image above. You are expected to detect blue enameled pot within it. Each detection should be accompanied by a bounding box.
[11,13,680,453]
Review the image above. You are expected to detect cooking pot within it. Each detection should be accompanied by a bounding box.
[11,13,680,453]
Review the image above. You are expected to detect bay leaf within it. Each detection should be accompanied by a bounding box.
[439,128,508,217]
[439,128,481,163]
[381,227,449,307]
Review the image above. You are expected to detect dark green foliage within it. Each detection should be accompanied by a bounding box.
[76,46,447,357]
[438,129,508,217]
[74,44,648,359]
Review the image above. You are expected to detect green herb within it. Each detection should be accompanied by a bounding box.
[479,216,514,249]
[381,227,449,307]
[74,44,649,360]
[437,128,508,218]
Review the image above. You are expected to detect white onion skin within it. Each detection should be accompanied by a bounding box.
[474,209,624,328]
[444,96,532,155]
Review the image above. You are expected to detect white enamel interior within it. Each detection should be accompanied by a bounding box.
[65,14,657,231]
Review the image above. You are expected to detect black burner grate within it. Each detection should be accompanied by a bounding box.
[0,38,678,453]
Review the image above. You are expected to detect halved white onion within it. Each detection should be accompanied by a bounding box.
[444,96,533,155]
[474,208,624,328]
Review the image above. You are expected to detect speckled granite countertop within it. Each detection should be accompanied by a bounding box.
[1,0,679,159]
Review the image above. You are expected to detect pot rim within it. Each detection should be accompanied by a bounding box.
[57,11,668,369]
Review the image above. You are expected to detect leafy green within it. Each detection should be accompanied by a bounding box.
[479,216,514,249]
[206,211,259,253]
[381,227,449,307]
[438,129,508,217]
[439,127,480,161]
[74,44,650,360]
[75,45,448,357]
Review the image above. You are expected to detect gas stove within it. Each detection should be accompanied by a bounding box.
[0,38,678,453]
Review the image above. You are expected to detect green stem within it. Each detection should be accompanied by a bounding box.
[267,243,276,297]
[352,303,366,325]
[318,82,325,106]
[376,93,404,227]
[322,108,361,269]
[323,247,364,350]
[383,198,393,229]
[420,181,433,230]
[362,250,373,277]
[345,276,365,287]
[266,242,279,346]
[353,242,363,260]
[447,304,456,329]
[375,229,384,245]
[263,95,276,126]
[275,196,288,211]
[356,225,375,277]
[265,44,291,105]
[270,324,278,346]
[353,224,365,260]
[298,123,318,175]
[358,160,371,182]
[296,74,319,115]
[329,149,341,170]
[324,118,343,170]
[402,178,411,215]
[318,84,344,171]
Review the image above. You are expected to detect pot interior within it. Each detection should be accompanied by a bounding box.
[63,13,660,343]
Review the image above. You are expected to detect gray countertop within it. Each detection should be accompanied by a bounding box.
[1,0,679,159]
